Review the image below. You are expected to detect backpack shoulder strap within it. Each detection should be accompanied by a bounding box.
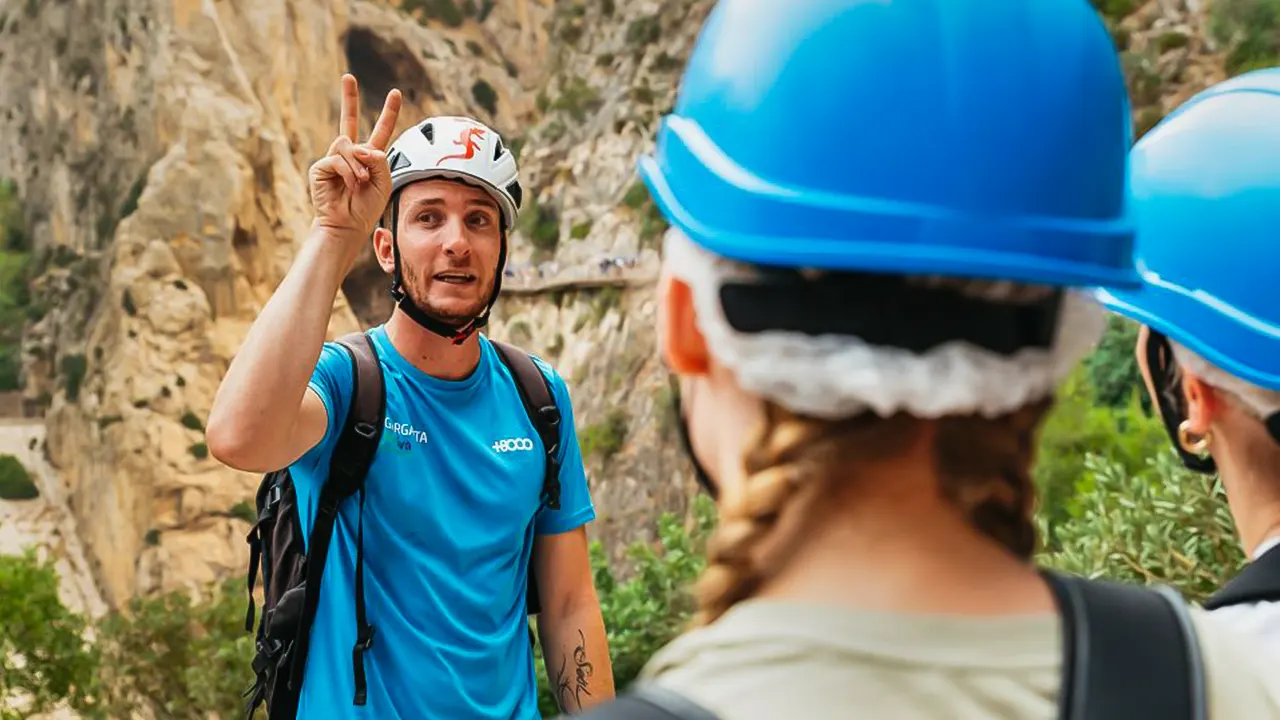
[327,331,386,494]
[1204,543,1280,610]
[490,338,562,511]
[568,684,721,720]
[1044,570,1207,720]
[288,330,386,702]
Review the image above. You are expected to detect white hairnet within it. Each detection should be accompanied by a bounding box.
[662,227,1107,420]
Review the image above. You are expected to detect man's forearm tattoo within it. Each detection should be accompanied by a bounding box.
[555,629,594,711]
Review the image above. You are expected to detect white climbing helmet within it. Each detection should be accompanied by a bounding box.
[384,115,523,229]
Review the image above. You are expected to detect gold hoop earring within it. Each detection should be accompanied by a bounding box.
[1178,420,1212,455]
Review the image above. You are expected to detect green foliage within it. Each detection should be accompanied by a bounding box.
[626,17,661,46]
[533,497,716,715]
[1039,451,1244,603]
[570,220,593,240]
[1084,315,1146,409]
[61,354,87,403]
[621,180,668,247]
[0,550,98,718]
[92,578,254,718]
[1134,106,1166,140]
[180,411,204,431]
[551,77,602,123]
[0,454,37,501]
[471,80,498,117]
[518,195,560,253]
[1090,0,1137,21]
[622,181,649,209]
[0,499,716,719]
[1157,30,1191,53]
[1033,364,1168,550]
[581,408,628,460]
[1121,51,1163,107]
[402,0,464,27]
[1209,0,1280,76]
[228,502,256,525]
[591,285,622,325]
[188,442,208,460]
[0,180,31,391]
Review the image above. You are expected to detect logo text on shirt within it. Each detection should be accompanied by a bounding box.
[492,437,535,453]
[385,418,429,451]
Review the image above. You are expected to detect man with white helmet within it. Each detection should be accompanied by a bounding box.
[207,74,614,718]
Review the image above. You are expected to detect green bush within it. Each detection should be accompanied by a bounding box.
[0,499,716,719]
[0,550,99,718]
[0,453,37,500]
[471,80,498,117]
[0,180,31,391]
[402,0,464,27]
[1209,0,1280,76]
[61,354,87,402]
[534,496,716,715]
[581,408,628,460]
[1039,450,1244,603]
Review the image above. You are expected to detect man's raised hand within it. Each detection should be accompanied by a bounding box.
[309,73,403,242]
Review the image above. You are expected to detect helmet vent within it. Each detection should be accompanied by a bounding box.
[421,122,434,143]
[493,137,505,161]
[389,151,411,172]
[506,181,523,210]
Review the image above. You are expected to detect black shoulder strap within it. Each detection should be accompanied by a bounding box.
[1044,571,1207,720]
[490,339,562,511]
[1204,543,1280,610]
[567,684,721,720]
[288,330,385,705]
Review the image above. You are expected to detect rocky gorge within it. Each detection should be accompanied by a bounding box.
[0,0,1261,613]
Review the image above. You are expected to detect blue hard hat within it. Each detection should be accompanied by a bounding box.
[1096,67,1280,391]
[637,0,1139,288]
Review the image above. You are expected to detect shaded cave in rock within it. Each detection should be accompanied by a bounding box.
[342,245,395,328]
[344,28,439,125]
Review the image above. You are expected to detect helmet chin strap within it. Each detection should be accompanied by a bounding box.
[384,192,508,347]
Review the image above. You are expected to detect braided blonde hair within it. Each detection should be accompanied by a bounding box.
[693,398,1055,626]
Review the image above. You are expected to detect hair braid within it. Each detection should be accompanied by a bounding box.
[693,403,919,626]
[690,397,1055,626]
[933,398,1054,559]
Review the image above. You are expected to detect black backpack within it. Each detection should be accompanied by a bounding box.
[239,330,564,719]
[569,572,1211,720]
[1204,543,1280,612]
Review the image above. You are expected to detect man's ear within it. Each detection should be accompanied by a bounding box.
[373,227,395,274]
[658,274,711,376]
[1182,368,1223,434]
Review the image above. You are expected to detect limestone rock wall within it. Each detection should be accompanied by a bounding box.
[0,0,1240,607]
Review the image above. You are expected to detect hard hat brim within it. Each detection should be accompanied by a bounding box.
[1096,282,1280,392]
[637,116,1142,290]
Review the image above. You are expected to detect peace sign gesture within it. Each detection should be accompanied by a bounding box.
[309,73,403,243]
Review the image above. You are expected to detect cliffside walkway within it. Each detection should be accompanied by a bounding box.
[500,269,659,296]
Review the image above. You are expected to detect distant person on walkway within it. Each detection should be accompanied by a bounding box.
[569,1,1280,719]
[206,73,613,718]
[1096,67,1280,652]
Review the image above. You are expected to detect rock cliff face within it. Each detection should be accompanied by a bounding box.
[0,0,1242,606]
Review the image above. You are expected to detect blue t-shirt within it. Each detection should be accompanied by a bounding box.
[291,325,596,719]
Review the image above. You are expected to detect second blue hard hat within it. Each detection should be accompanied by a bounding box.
[638,0,1139,288]
[1096,67,1280,391]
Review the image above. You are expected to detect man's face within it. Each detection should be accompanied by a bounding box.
[383,178,503,325]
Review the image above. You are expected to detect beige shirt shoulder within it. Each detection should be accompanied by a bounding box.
[638,599,1280,720]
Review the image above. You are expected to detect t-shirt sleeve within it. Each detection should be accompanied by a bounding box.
[292,341,355,484]
[534,359,598,536]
